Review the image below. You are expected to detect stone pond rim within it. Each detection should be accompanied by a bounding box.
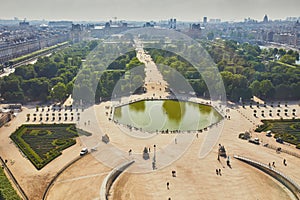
[112,99,223,133]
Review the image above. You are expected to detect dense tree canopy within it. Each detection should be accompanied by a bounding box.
[1,38,299,104]
[0,41,98,103]
[147,39,300,101]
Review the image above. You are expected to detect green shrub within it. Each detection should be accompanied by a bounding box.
[10,123,90,170]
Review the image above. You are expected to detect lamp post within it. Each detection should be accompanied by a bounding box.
[152,144,156,170]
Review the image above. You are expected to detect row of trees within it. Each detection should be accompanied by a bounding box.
[1,36,298,104]
[204,40,300,100]
[146,39,300,101]
[0,38,146,104]
[72,42,145,104]
[0,41,99,103]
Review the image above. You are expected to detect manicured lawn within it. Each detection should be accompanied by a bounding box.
[10,124,91,170]
[0,167,21,200]
[256,119,300,146]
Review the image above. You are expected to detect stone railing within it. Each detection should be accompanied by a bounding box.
[100,160,135,200]
[42,155,83,200]
[234,155,300,200]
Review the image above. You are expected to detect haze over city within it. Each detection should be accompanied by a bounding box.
[0,0,300,22]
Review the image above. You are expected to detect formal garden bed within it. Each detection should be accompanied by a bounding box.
[256,119,300,148]
[10,124,91,170]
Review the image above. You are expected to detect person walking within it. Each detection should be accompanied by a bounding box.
[128,149,132,156]
[167,182,170,190]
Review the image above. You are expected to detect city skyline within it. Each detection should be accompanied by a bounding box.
[0,0,299,22]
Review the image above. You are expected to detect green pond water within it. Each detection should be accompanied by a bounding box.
[113,100,222,132]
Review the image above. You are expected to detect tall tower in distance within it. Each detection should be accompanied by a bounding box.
[203,17,207,24]
[169,18,176,29]
[263,14,269,23]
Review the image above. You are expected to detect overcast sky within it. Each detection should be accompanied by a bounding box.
[0,0,299,22]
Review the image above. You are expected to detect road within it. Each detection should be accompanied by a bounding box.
[135,39,169,98]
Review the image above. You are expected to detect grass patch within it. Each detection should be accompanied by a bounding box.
[10,124,91,170]
[275,61,298,69]
[256,119,300,145]
[0,167,21,200]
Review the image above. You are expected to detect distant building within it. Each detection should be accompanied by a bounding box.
[273,32,295,46]
[39,24,48,29]
[263,15,269,23]
[0,27,69,65]
[169,18,176,29]
[48,21,73,29]
[105,22,110,28]
[19,21,29,26]
[203,17,207,24]
[209,19,221,23]
[267,31,274,42]
[91,22,137,38]
[183,23,201,39]
[286,17,300,22]
[191,23,201,30]
[293,20,300,47]
[144,22,154,27]
[71,24,84,43]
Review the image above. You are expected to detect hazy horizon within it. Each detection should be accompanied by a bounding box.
[0,0,299,22]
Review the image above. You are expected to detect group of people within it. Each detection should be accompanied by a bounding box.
[216,168,222,176]
[268,159,287,168]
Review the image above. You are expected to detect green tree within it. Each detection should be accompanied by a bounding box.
[280,54,295,65]
[274,84,290,99]
[249,80,261,96]
[260,79,274,98]
[22,78,49,101]
[51,82,66,101]
[66,82,74,95]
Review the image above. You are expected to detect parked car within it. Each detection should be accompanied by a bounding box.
[80,148,88,156]
[249,138,260,145]
[266,130,272,137]
[276,137,284,144]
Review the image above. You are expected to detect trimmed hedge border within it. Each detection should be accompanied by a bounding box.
[10,124,90,170]
[256,119,300,132]
[255,119,300,146]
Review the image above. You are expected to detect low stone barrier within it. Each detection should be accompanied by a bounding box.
[234,155,300,200]
[100,160,135,200]
[42,155,83,200]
